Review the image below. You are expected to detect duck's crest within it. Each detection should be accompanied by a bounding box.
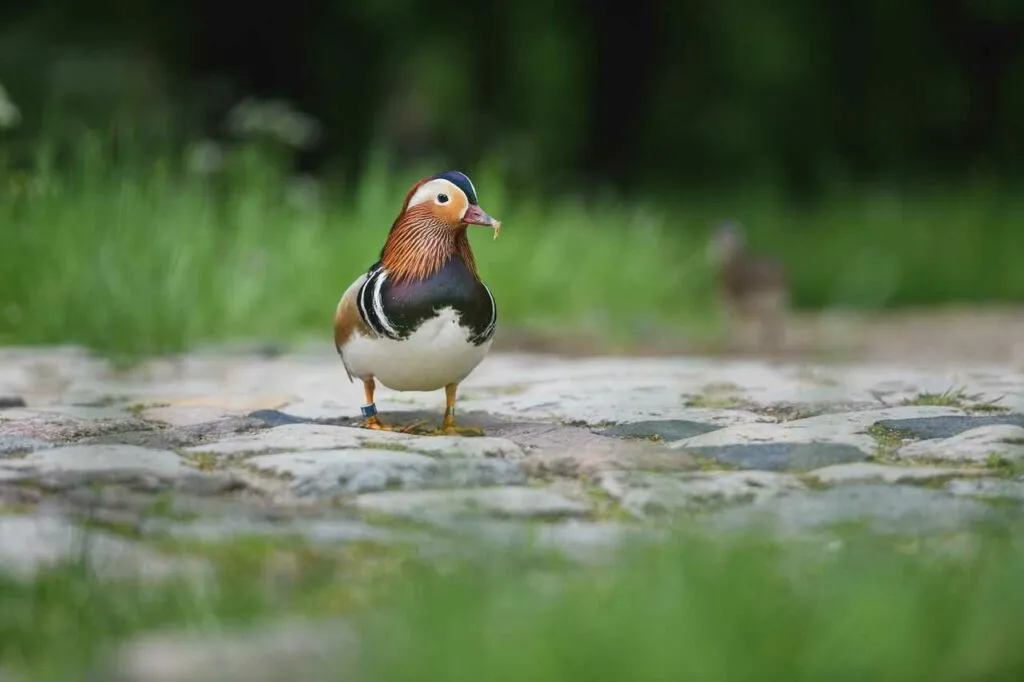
[431,171,478,205]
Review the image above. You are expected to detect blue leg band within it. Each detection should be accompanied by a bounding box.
[361,403,378,418]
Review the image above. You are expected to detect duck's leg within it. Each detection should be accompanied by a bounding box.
[428,383,484,436]
[360,379,426,432]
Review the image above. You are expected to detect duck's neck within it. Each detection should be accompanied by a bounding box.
[380,215,478,283]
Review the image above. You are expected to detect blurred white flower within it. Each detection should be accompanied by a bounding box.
[0,83,21,130]
[285,173,322,211]
[185,138,226,175]
[226,97,322,149]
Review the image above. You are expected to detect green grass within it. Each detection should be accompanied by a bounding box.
[899,387,1011,413]
[2,139,1024,360]
[5,525,1024,680]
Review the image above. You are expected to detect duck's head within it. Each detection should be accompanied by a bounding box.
[396,170,501,238]
[381,171,501,282]
[706,220,745,266]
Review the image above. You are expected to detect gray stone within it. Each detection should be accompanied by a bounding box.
[24,470,251,501]
[897,425,1024,463]
[111,619,356,682]
[874,414,1024,440]
[0,408,152,442]
[599,470,805,517]
[1,405,138,421]
[945,478,1024,502]
[184,424,371,455]
[526,520,638,556]
[185,424,524,460]
[709,483,1005,536]
[671,406,965,455]
[684,442,867,472]
[0,444,192,478]
[83,416,268,451]
[246,449,526,497]
[599,419,721,441]
[1,348,1022,547]
[35,405,143,421]
[684,438,868,471]
[399,436,526,460]
[396,359,801,424]
[0,483,43,507]
[0,435,53,456]
[353,487,590,521]
[0,515,207,580]
[150,517,395,544]
[511,424,699,478]
[0,395,25,409]
[247,409,315,427]
[808,462,985,485]
[442,519,648,563]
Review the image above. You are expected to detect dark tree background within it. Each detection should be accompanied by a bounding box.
[1,0,1023,199]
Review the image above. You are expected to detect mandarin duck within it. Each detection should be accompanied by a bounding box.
[333,171,501,436]
[706,220,789,352]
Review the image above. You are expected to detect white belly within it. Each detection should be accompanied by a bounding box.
[341,307,493,391]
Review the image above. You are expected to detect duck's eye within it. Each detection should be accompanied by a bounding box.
[436,193,450,204]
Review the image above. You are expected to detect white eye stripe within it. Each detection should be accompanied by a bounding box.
[407,179,462,210]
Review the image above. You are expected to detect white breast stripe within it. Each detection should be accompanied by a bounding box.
[357,271,386,336]
[480,283,497,341]
[371,270,401,338]
[356,277,373,332]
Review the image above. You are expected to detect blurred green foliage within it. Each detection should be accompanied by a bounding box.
[1,139,1022,360]
[1,2,1023,358]
[5,525,1024,680]
[1,0,1023,196]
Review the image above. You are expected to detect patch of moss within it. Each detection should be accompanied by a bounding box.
[970,400,1011,414]
[477,383,530,397]
[906,473,978,490]
[794,368,841,387]
[866,423,913,459]
[75,394,133,408]
[562,419,591,427]
[900,387,1010,413]
[682,394,744,409]
[356,440,415,452]
[238,461,292,482]
[126,401,171,418]
[976,495,1024,511]
[144,492,201,522]
[701,381,742,393]
[681,381,747,409]
[900,387,969,408]
[158,533,421,614]
[692,455,738,472]
[183,451,224,471]
[797,475,833,491]
[0,501,38,515]
[581,486,637,523]
[753,404,822,422]
[984,453,1024,478]
[355,509,438,533]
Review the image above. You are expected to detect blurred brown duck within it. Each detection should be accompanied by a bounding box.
[706,220,789,352]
